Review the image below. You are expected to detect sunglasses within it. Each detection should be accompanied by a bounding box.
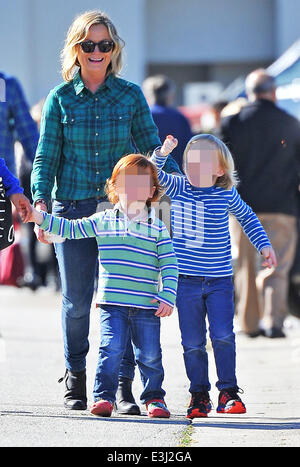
[79,40,115,54]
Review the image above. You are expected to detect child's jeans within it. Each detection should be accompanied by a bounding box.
[176,274,238,393]
[93,304,166,404]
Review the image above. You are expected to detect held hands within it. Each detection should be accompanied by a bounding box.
[151,299,173,317]
[160,135,178,157]
[261,247,277,268]
[9,193,32,223]
[33,201,51,244]
[23,205,44,225]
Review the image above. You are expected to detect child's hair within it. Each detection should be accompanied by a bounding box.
[182,133,239,189]
[105,154,163,207]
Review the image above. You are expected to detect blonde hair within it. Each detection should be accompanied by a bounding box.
[61,10,125,82]
[183,133,239,189]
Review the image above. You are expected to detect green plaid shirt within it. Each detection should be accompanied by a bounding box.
[31,72,180,204]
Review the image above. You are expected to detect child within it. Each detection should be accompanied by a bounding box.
[25,153,178,418]
[151,134,277,419]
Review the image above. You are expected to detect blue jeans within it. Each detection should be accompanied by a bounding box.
[176,275,237,393]
[52,198,136,377]
[93,304,166,404]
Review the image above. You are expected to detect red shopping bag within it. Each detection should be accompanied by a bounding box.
[0,242,24,286]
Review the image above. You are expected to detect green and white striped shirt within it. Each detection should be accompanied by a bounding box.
[40,205,178,309]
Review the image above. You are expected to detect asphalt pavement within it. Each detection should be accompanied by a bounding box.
[0,285,300,448]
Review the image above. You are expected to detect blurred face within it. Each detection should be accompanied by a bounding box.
[77,24,113,76]
[115,166,156,217]
[185,140,225,187]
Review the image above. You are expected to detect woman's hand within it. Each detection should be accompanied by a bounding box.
[160,135,178,157]
[151,299,173,317]
[261,247,277,268]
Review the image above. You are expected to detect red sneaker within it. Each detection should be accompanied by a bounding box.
[217,388,246,414]
[186,392,212,419]
[146,399,170,418]
[90,399,113,417]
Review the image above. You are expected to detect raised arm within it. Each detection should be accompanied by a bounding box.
[150,135,185,198]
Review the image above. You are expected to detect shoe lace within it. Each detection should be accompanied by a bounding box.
[148,401,167,409]
[220,387,244,403]
[58,369,68,384]
[191,391,211,406]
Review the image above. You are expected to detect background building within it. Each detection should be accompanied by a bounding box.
[1,0,300,106]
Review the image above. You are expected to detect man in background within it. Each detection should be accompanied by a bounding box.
[220,69,300,338]
[143,75,193,171]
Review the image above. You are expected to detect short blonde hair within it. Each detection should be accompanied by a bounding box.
[183,133,239,189]
[61,10,125,82]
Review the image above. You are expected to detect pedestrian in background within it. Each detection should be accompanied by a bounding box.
[31,10,180,413]
[0,72,39,286]
[16,99,59,291]
[143,75,193,171]
[220,69,300,338]
[0,71,39,175]
[210,100,229,137]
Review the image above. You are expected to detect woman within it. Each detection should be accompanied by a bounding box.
[31,10,180,412]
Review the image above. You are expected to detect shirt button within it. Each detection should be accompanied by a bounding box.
[96,115,99,119]
[95,152,99,155]
[96,171,99,175]
[95,133,99,136]
[95,97,98,101]
[97,188,100,191]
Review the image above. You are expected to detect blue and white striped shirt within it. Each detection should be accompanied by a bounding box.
[151,153,272,277]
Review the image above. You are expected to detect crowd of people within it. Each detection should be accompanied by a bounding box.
[1,9,299,419]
